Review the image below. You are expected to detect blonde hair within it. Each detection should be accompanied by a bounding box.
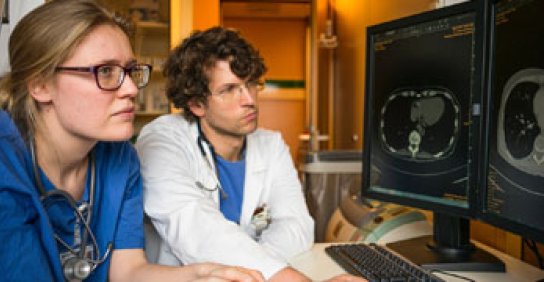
[0,0,129,141]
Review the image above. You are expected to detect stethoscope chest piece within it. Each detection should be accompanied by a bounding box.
[63,256,92,281]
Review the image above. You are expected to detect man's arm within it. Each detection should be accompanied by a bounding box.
[268,266,311,282]
[255,132,315,260]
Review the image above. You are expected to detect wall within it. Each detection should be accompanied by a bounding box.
[194,0,219,32]
[315,0,339,150]
[223,15,307,165]
[169,0,220,115]
[329,0,435,149]
[0,0,44,75]
[170,0,220,48]
[224,18,306,81]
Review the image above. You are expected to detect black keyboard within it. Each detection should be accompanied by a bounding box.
[325,243,445,282]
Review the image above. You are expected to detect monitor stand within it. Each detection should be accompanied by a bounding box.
[386,212,505,272]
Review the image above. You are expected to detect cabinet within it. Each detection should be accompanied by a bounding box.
[95,0,171,136]
[132,21,170,134]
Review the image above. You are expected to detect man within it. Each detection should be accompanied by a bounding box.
[136,27,314,281]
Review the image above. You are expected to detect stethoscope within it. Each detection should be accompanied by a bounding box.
[196,123,228,200]
[195,124,271,235]
[30,139,112,281]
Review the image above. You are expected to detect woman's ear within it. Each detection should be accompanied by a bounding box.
[188,99,206,118]
[28,78,52,103]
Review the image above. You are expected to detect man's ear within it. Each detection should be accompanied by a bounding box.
[28,78,52,103]
[188,99,206,118]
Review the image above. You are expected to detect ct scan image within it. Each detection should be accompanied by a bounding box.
[381,87,460,162]
[497,68,544,177]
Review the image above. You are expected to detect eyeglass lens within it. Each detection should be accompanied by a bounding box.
[96,65,150,90]
[217,81,264,99]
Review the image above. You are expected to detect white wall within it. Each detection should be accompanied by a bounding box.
[0,0,44,75]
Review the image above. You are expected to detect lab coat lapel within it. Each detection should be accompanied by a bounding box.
[240,134,266,226]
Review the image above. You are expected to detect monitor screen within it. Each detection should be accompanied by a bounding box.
[362,1,505,271]
[482,0,544,243]
[363,5,480,216]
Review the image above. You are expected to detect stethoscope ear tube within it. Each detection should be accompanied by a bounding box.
[196,130,228,199]
[197,135,208,156]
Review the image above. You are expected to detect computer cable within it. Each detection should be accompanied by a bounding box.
[524,238,544,270]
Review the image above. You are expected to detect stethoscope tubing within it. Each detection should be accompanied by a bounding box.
[29,139,111,270]
[196,131,228,199]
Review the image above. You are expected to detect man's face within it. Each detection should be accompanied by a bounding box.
[192,60,259,139]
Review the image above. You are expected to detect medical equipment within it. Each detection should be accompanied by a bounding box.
[325,196,432,243]
[30,140,112,281]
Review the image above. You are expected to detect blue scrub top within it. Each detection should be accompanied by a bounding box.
[0,110,145,281]
[217,155,246,224]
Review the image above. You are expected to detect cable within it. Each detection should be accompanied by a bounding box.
[524,239,541,268]
[524,239,544,270]
[429,269,475,282]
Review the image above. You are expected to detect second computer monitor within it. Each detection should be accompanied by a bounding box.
[482,0,544,243]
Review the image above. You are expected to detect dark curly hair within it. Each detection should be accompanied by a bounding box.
[163,26,267,122]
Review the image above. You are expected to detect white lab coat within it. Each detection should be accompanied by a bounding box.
[136,114,314,279]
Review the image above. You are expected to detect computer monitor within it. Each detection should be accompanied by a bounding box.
[362,1,505,271]
[480,0,544,244]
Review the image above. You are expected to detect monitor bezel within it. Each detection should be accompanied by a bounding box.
[478,0,544,244]
[362,0,487,219]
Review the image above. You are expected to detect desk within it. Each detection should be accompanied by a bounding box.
[289,243,544,282]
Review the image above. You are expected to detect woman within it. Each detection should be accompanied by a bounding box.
[0,0,263,281]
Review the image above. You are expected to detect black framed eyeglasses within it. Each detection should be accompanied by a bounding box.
[55,64,152,91]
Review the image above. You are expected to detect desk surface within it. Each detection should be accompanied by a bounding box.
[289,242,544,282]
